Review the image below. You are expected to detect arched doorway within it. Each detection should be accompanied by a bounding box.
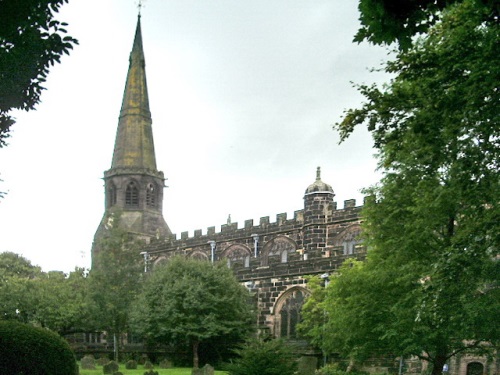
[467,362,484,375]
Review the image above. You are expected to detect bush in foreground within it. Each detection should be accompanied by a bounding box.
[225,339,297,375]
[0,320,78,375]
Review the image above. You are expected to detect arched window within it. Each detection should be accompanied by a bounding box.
[125,181,139,207]
[466,362,484,375]
[275,288,307,340]
[334,225,362,255]
[146,183,156,208]
[222,244,252,269]
[262,236,297,266]
[107,183,117,208]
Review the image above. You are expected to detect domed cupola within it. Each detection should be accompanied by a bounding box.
[304,167,334,196]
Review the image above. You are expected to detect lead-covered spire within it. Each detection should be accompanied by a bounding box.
[110,15,157,171]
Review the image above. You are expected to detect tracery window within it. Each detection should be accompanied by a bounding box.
[125,181,139,207]
[275,288,307,339]
[262,236,297,266]
[146,183,156,208]
[223,244,252,269]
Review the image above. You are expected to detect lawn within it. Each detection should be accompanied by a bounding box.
[79,365,228,375]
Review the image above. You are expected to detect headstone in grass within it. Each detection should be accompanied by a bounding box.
[126,359,138,369]
[159,359,173,368]
[192,364,214,375]
[103,360,119,374]
[97,356,109,366]
[297,356,318,375]
[81,355,96,370]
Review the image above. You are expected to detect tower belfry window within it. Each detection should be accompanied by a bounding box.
[107,183,117,208]
[125,181,139,207]
[146,183,156,208]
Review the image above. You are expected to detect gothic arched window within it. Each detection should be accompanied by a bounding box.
[125,181,139,207]
[275,288,307,340]
[146,183,156,208]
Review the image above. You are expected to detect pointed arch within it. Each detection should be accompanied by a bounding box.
[273,286,309,339]
[334,224,362,255]
[125,180,139,207]
[146,182,157,208]
[262,235,297,266]
[221,244,252,268]
[107,182,117,208]
[189,250,209,261]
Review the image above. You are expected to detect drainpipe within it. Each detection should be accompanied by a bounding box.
[140,251,149,273]
[208,241,216,263]
[251,234,259,258]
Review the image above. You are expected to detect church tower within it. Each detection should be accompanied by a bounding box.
[92,16,171,267]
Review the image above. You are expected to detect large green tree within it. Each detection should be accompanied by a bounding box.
[316,0,499,374]
[31,268,90,335]
[0,0,77,147]
[87,213,144,361]
[0,252,42,322]
[132,256,254,369]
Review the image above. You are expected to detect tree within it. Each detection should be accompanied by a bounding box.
[0,252,42,322]
[225,339,298,375]
[87,213,144,361]
[0,0,77,147]
[355,0,498,49]
[132,256,254,369]
[323,1,499,374]
[31,268,91,335]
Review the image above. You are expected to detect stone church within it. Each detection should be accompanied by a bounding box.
[90,16,494,375]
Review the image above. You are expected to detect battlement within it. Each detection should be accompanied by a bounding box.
[157,198,364,244]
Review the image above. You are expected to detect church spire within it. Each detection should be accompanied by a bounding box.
[92,16,171,269]
[111,15,156,171]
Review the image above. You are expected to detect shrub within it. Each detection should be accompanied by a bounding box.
[144,371,159,375]
[0,320,78,375]
[225,339,297,375]
[144,360,154,369]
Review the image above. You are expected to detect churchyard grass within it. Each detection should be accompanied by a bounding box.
[78,365,228,375]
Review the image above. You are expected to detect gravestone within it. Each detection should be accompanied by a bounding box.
[297,356,318,375]
[80,355,95,370]
[192,364,214,375]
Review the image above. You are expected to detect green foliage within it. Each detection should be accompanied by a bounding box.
[32,267,91,335]
[0,320,78,375]
[327,1,500,374]
[225,339,297,375]
[0,252,91,335]
[132,256,254,368]
[0,0,78,146]
[88,212,145,360]
[296,275,328,348]
[355,0,498,49]
[0,251,42,322]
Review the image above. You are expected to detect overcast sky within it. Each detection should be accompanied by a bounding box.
[0,0,391,272]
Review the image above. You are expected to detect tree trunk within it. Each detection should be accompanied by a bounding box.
[192,340,200,369]
[431,353,448,375]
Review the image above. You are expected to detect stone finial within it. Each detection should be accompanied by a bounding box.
[316,166,321,181]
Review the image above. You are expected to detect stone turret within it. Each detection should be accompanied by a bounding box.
[92,16,171,268]
[303,167,335,255]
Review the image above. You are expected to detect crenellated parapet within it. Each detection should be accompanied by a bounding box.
[140,168,368,341]
[145,196,366,275]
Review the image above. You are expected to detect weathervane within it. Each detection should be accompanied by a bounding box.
[136,0,146,16]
